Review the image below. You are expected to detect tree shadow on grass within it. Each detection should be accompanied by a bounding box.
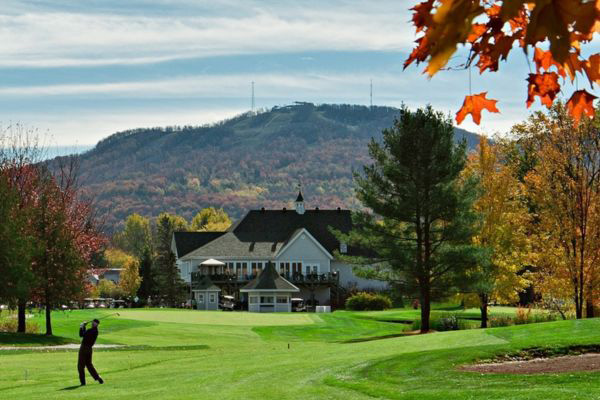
[59,385,81,391]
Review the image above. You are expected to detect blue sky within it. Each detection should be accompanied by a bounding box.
[0,0,594,145]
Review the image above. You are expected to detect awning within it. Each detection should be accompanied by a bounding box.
[200,258,226,266]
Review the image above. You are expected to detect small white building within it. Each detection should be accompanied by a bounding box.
[240,262,299,312]
[192,275,221,311]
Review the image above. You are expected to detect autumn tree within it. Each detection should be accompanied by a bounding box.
[104,247,134,269]
[97,279,125,299]
[0,175,37,318]
[405,0,599,125]
[113,213,152,259]
[516,104,600,319]
[31,162,105,335]
[119,258,142,297]
[0,126,46,332]
[190,207,232,231]
[464,137,530,327]
[337,106,482,332]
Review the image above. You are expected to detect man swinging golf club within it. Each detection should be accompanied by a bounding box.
[78,318,104,386]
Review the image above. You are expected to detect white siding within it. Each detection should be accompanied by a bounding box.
[276,232,330,273]
[331,261,388,290]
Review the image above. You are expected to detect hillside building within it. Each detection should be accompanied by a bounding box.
[172,191,386,311]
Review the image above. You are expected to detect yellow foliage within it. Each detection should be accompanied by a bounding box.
[465,137,531,303]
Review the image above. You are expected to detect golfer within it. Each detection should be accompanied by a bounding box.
[78,318,104,386]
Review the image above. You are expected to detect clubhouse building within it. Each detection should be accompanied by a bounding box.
[172,191,386,311]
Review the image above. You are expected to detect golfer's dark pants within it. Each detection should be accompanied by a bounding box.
[78,346,100,384]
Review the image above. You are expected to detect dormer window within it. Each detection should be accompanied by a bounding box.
[340,243,347,253]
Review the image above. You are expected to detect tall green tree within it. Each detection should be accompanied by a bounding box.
[137,245,154,301]
[114,213,152,259]
[153,213,186,306]
[337,106,482,332]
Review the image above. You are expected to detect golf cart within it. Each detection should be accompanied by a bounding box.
[219,295,235,311]
[291,298,306,312]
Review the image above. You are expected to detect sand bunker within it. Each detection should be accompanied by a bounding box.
[461,353,600,374]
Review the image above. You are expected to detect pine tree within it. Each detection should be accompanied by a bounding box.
[337,105,483,332]
[137,245,154,302]
[153,214,186,307]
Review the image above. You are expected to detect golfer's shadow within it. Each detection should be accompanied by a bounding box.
[59,385,81,391]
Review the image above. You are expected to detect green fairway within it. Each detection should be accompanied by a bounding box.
[1,308,600,399]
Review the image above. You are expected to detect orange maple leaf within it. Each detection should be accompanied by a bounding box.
[526,73,561,108]
[456,92,500,125]
[567,89,597,124]
[411,0,435,33]
[533,48,566,78]
[584,54,600,86]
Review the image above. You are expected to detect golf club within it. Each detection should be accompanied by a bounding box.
[83,312,120,324]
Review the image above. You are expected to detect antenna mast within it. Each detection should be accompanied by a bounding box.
[370,79,373,109]
[251,81,255,111]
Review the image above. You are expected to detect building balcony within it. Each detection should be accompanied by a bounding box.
[190,271,338,288]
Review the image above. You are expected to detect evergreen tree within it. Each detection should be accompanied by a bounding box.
[153,214,186,307]
[137,245,154,302]
[337,105,482,332]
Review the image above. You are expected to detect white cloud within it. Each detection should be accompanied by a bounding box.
[0,1,413,67]
[8,108,245,145]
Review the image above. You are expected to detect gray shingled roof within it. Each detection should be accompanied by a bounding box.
[193,275,221,291]
[241,262,299,292]
[173,232,226,257]
[181,209,354,259]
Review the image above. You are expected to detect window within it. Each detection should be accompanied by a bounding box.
[227,262,234,274]
[260,296,274,304]
[280,262,290,276]
[292,262,302,275]
[340,243,348,253]
[209,293,216,303]
[198,293,205,302]
[249,296,258,304]
[305,264,319,275]
[277,297,288,304]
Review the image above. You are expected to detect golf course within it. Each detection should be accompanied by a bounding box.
[2,307,600,399]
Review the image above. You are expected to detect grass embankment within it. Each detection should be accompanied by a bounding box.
[0,307,599,399]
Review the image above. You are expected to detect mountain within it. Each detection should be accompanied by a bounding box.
[60,103,481,232]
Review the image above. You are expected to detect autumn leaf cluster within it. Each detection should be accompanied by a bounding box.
[406,0,599,125]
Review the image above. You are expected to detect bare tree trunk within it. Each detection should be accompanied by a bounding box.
[479,293,488,328]
[420,285,430,333]
[45,301,52,336]
[586,300,595,318]
[17,300,26,333]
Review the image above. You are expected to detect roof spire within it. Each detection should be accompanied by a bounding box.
[295,183,305,214]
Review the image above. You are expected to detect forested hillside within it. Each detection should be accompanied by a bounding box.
[59,103,480,231]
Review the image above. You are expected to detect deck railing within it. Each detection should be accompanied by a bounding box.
[191,271,338,286]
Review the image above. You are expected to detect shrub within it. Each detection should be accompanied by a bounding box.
[345,292,392,311]
[490,315,513,327]
[514,307,531,325]
[515,307,558,324]
[411,313,471,331]
[432,313,461,331]
[0,316,40,333]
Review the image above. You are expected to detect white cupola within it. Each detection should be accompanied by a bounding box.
[295,189,305,215]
